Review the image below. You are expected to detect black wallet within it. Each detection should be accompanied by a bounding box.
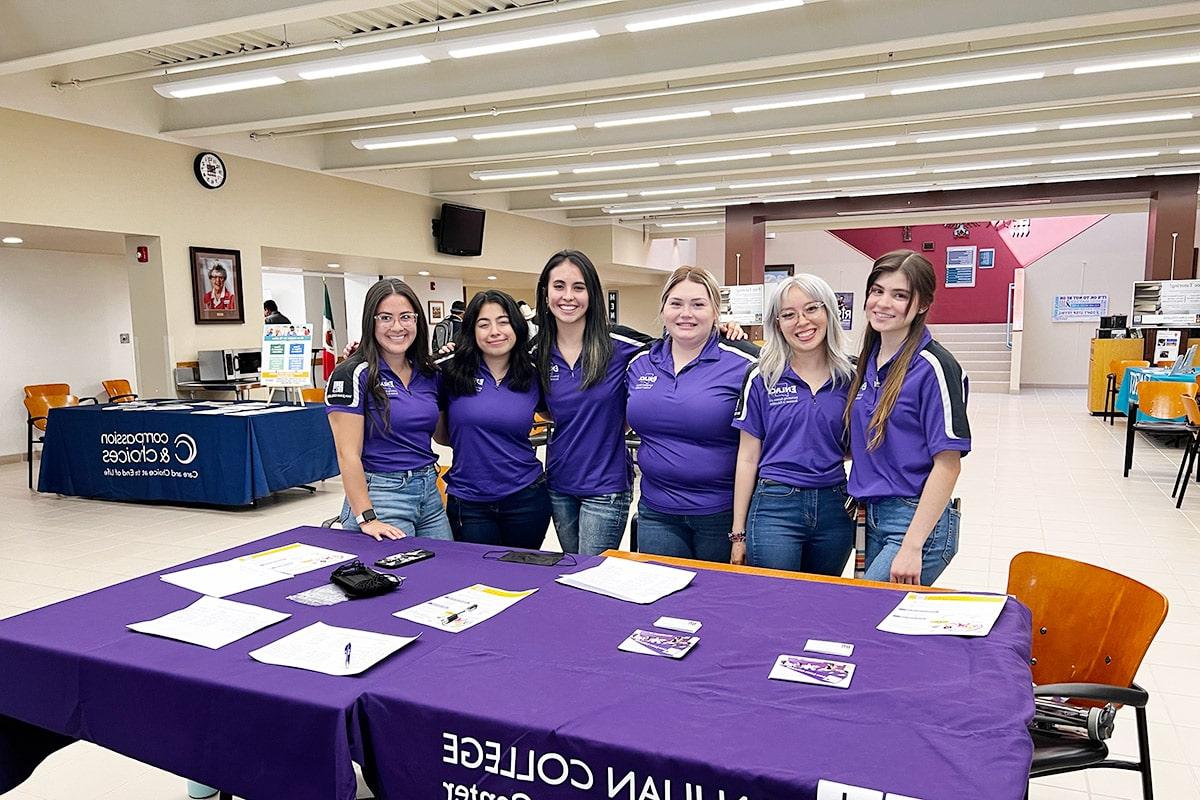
[330,560,402,598]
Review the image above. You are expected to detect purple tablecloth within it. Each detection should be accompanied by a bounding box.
[360,568,1035,800]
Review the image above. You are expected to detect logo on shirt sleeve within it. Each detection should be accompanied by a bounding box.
[332,380,344,392]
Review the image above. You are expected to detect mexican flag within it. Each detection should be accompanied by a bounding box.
[322,281,336,381]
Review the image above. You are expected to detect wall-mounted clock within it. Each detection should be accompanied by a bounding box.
[193,152,226,189]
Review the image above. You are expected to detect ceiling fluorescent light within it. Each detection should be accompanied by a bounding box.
[1181,148,1200,155]
[1039,173,1138,183]
[625,0,805,32]
[1049,151,1160,164]
[729,178,813,189]
[473,124,577,140]
[675,152,773,165]
[553,192,630,202]
[473,169,561,181]
[915,126,1038,143]
[594,110,712,128]
[165,75,286,98]
[845,185,943,196]
[890,71,1045,96]
[359,136,458,150]
[826,169,919,181]
[732,92,865,114]
[640,186,717,196]
[788,140,896,155]
[681,199,752,208]
[298,54,430,80]
[605,205,674,214]
[1154,167,1200,175]
[1,236,23,244]
[659,220,722,227]
[1059,112,1194,130]
[1074,52,1200,75]
[573,162,661,174]
[931,161,1034,173]
[448,29,599,59]
[762,193,836,202]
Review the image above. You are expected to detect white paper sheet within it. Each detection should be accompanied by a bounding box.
[127,595,290,649]
[160,559,290,597]
[555,558,695,604]
[249,621,418,675]
[876,592,1007,637]
[227,405,304,416]
[393,584,537,633]
[237,542,355,576]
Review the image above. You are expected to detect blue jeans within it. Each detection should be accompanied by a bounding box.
[339,465,452,540]
[636,500,732,563]
[550,489,632,555]
[747,481,854,576]
[447,475,551,550]
[863,497,960,586]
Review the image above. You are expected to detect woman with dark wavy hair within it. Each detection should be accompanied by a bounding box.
[325,278,451,541]
[437,289,550,547]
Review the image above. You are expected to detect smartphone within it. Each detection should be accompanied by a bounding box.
[374,549,435,569]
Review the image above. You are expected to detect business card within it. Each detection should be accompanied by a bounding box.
[805,639,854,657]
[619,629,700,659]
[769,654,855,689]
[654,616,702,634]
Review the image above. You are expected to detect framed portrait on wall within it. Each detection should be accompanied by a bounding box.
[428,300,446,323]
[190,246,245,324]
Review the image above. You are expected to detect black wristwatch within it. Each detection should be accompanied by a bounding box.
[355,508,378,525]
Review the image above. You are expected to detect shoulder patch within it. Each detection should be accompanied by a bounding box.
[326,361,366,408]
[918,341,970,440]
[625,343,654,371]
[718,341,760,363]
[734,364,761,421]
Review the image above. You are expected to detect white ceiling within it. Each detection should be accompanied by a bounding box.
[1,0,1198,235]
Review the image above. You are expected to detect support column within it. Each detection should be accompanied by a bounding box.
[723,206,766,286]
[1146,175,1199,280]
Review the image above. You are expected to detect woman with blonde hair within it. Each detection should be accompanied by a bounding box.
[846,250,970,586]
[626,267,758,562]
[730,274,855,574]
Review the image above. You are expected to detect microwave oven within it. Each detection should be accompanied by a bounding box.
[197,348,262,382]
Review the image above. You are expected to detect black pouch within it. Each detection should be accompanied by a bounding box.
[498,550,566,566]
[330,560,402,598]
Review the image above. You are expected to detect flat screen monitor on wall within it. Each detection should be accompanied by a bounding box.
[433,203,486,257]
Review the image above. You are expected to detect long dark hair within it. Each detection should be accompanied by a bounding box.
[349,278,434,431]
[844,250,936,450]
[443,290,536,396]
[534,249,613,392]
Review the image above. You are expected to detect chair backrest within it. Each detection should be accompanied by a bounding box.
[300,387,325,403]
[1110,359,1149,381]
[1007,552,1167,689]
[24,383,70,398]
[1136,380,1196,420]
[102,379,134,402]
[435,463,449,505]
[23,394,80,431]
[1184,394,1200,427]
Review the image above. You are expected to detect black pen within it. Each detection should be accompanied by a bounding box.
[442,604,478,624]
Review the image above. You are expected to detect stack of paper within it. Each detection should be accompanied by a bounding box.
[555,558,695,604]
[128,595,290,649]
[876,592,1007,637]
[160,560,290,597]
[249,622,418,676]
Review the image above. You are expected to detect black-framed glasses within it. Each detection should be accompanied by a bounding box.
[777,303,825,323]
[374,312,418,326]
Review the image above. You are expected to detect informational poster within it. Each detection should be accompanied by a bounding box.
[834,292,854,331]
[1154,330,1181,363]
[1131,280,1200,327]
[607,290,619,325]
[261,322,313,387]
[719,284,765,325]
[945,246,977,288]
[978,248,995,269]
[1052,294,1109,322]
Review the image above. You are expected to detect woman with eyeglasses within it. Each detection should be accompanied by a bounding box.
[325,278,452,541]
[846,250,970,586]
[626,267,759,562]
[730,275,854,575]
[436,290,550,548]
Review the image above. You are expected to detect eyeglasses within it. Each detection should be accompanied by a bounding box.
[374,312,418,326]
[777,303,826,323]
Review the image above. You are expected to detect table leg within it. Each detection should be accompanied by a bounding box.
[1124,402,1138,477]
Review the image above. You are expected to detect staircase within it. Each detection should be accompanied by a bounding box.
[927,323,1012,394]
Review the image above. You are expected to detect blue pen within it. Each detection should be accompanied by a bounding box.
[344,642,352,668]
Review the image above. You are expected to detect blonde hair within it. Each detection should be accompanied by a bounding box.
[759,275,853,389]
[660,266,722,326]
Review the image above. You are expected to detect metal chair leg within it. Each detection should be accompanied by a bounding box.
[1124,404,1138,477]
[1177,438,1197,507]
[1173,436,1192,497]
[1136,705,1154,800]
[1105,374,1116,424]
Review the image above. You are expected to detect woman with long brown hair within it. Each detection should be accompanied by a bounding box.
[845,250,970,585]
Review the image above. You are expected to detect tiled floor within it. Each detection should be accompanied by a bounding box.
[2,387,1200,799]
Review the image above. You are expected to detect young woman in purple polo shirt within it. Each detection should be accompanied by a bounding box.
[626,267,759,563]
[730,275,855,575]
[846,250,970,586]
[326,278,452,542]
[438,290,550,549]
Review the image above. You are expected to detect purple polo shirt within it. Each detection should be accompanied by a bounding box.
[325,359,439,474]
[733,364,850,488]
[538,329,650,496]
[848,330,971,502]
[626,332,759,514]
[442,365,543,503]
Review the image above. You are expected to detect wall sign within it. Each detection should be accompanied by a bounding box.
[834,292,853,331]
[978,248,995,269]
[719,284,765,325]
[1131,279,1200,327]
[261,323,313,387]
[945,246,977,288]
[1052,294,1108,322]
[607,289,619,325]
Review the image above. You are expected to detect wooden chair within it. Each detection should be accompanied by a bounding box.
[300,387,325,403]
[102,379,138,403]
[1172,394,1200,507]
[24,383,70,398]
[1008,552,1167,799]
[1123,380,1195,477]
[1104,360,1149,425]
[436,463,449,505]
[529,412,553,448]
[24,394,81,490]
